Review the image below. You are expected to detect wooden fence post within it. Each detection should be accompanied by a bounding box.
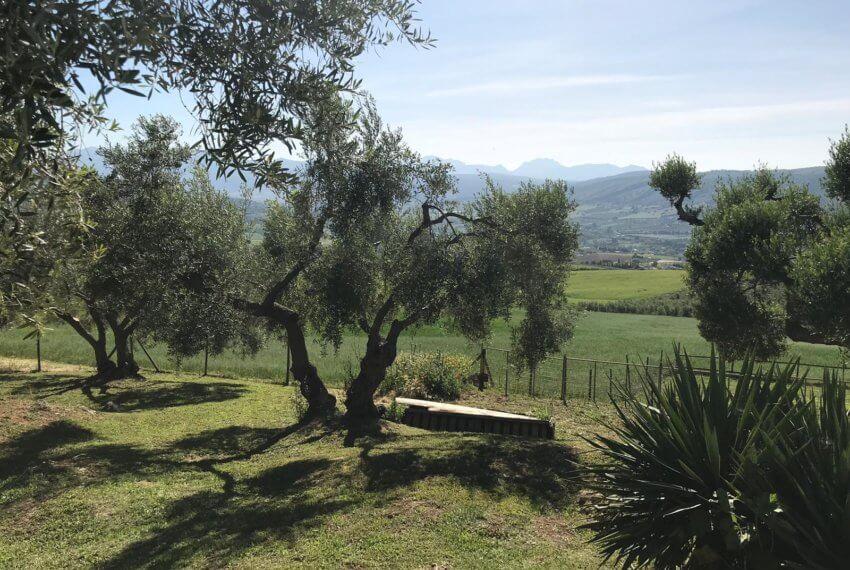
[36,332,42,373]
[625,355,630,393]
[479,348,487,391]
[285,336,291,386]
[561,354,567,404]
[658,350,663,386]
[587,368,592,399]
[593,361,598,402]
[203,346,209,376]
[504,350,509,397]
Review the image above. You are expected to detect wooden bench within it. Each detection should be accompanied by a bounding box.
[395,397,554,439]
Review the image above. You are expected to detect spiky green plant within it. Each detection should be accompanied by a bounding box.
[756,371,850,569]
[584,348,804,569]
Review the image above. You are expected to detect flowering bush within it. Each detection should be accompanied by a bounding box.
[380,352,474,401]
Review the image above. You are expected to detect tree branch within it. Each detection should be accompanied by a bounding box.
[407,203,498,245]
[261,215,327,310]
[672,196,704,226]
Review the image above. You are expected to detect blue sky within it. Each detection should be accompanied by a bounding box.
[87,0,850,171]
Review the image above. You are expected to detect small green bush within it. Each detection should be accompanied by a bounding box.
[380,352,474,401]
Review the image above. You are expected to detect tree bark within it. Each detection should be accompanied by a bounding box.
[55,310,116,376]
[280,309,336,417]
[234,298,336,417]
[107,315,140,378]
[344,324,403,425]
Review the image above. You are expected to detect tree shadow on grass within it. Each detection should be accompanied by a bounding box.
[355,433,581,511]
[98,457,352,569]
[91,379,248,412]
[99,428,582,568]
[0,420,180,506]
[5,373,248,412]
[3,373,85,398]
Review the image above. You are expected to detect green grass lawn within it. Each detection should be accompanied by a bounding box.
[0,361,609,568]
[565,269,685,302]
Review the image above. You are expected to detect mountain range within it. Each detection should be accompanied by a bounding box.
[426,156,646,181]
[77,146,826,207]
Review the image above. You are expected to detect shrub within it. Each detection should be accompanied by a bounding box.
[756,371,850,569]
[584,348,804,569]
[576,290,694,318]
[380,352,474,401]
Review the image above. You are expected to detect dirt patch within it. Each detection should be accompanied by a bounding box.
[533,514,577,546]
[0,357,91,376]
[384,496,444,523]
[0,398,92,444]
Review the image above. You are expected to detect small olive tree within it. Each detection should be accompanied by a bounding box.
[151,166,261,370]
[50,115,255,385]
[650,128,850,359]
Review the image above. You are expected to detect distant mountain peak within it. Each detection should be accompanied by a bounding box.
[511,159,646,181]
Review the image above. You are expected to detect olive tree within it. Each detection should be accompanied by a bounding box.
[50,115,255,386]
[651,128,850,359]
[296,109,579,425]
[150,166,261,371]
[2,0,431,187]
[2,0,432,316]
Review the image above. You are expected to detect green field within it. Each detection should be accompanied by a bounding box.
[565,269,685,302]
[0,365,609,568]
[1,311,844,399]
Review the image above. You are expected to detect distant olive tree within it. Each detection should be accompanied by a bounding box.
[651,127,850,359]
[150,166,262,370]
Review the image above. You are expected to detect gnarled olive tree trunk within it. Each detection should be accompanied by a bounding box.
[106,315,140,378]
[280,309,336,417]
[345,319,408,426]
[237,298,336,418]
[55,307,116,391]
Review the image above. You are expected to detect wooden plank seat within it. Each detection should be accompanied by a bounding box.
[395,397,554,439]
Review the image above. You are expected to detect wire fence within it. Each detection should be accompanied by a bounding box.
[481,346,849,404]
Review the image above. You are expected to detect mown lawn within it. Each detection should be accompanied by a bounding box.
[0,358,608,569]
[565,269,685,303]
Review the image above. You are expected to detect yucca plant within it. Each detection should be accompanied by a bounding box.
[583,348,804,569]
[755,371,850,569]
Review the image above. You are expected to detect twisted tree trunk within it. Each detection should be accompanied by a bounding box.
[55,307,116,393]
[281,310,336,417]
[107,315,140,378]
[235,298,336,418]
[345,318,407,427]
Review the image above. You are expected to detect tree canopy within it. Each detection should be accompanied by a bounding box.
[651,127,850,359]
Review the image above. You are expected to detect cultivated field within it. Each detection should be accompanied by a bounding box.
[565,269,685,302]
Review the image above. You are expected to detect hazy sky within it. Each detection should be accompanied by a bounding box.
[86,0,850,171]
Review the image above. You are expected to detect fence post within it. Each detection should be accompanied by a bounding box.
[203,346,209,377]
[479,348,487,391]
[658,350,664,386]
[608,368,614,402]
[587,368,592,399]
[593,362,599,402]
[284,336,291,386]
[561,354,567,404]
[504,350,509,398]
[625,355,630,393]
[36,332,42,373]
